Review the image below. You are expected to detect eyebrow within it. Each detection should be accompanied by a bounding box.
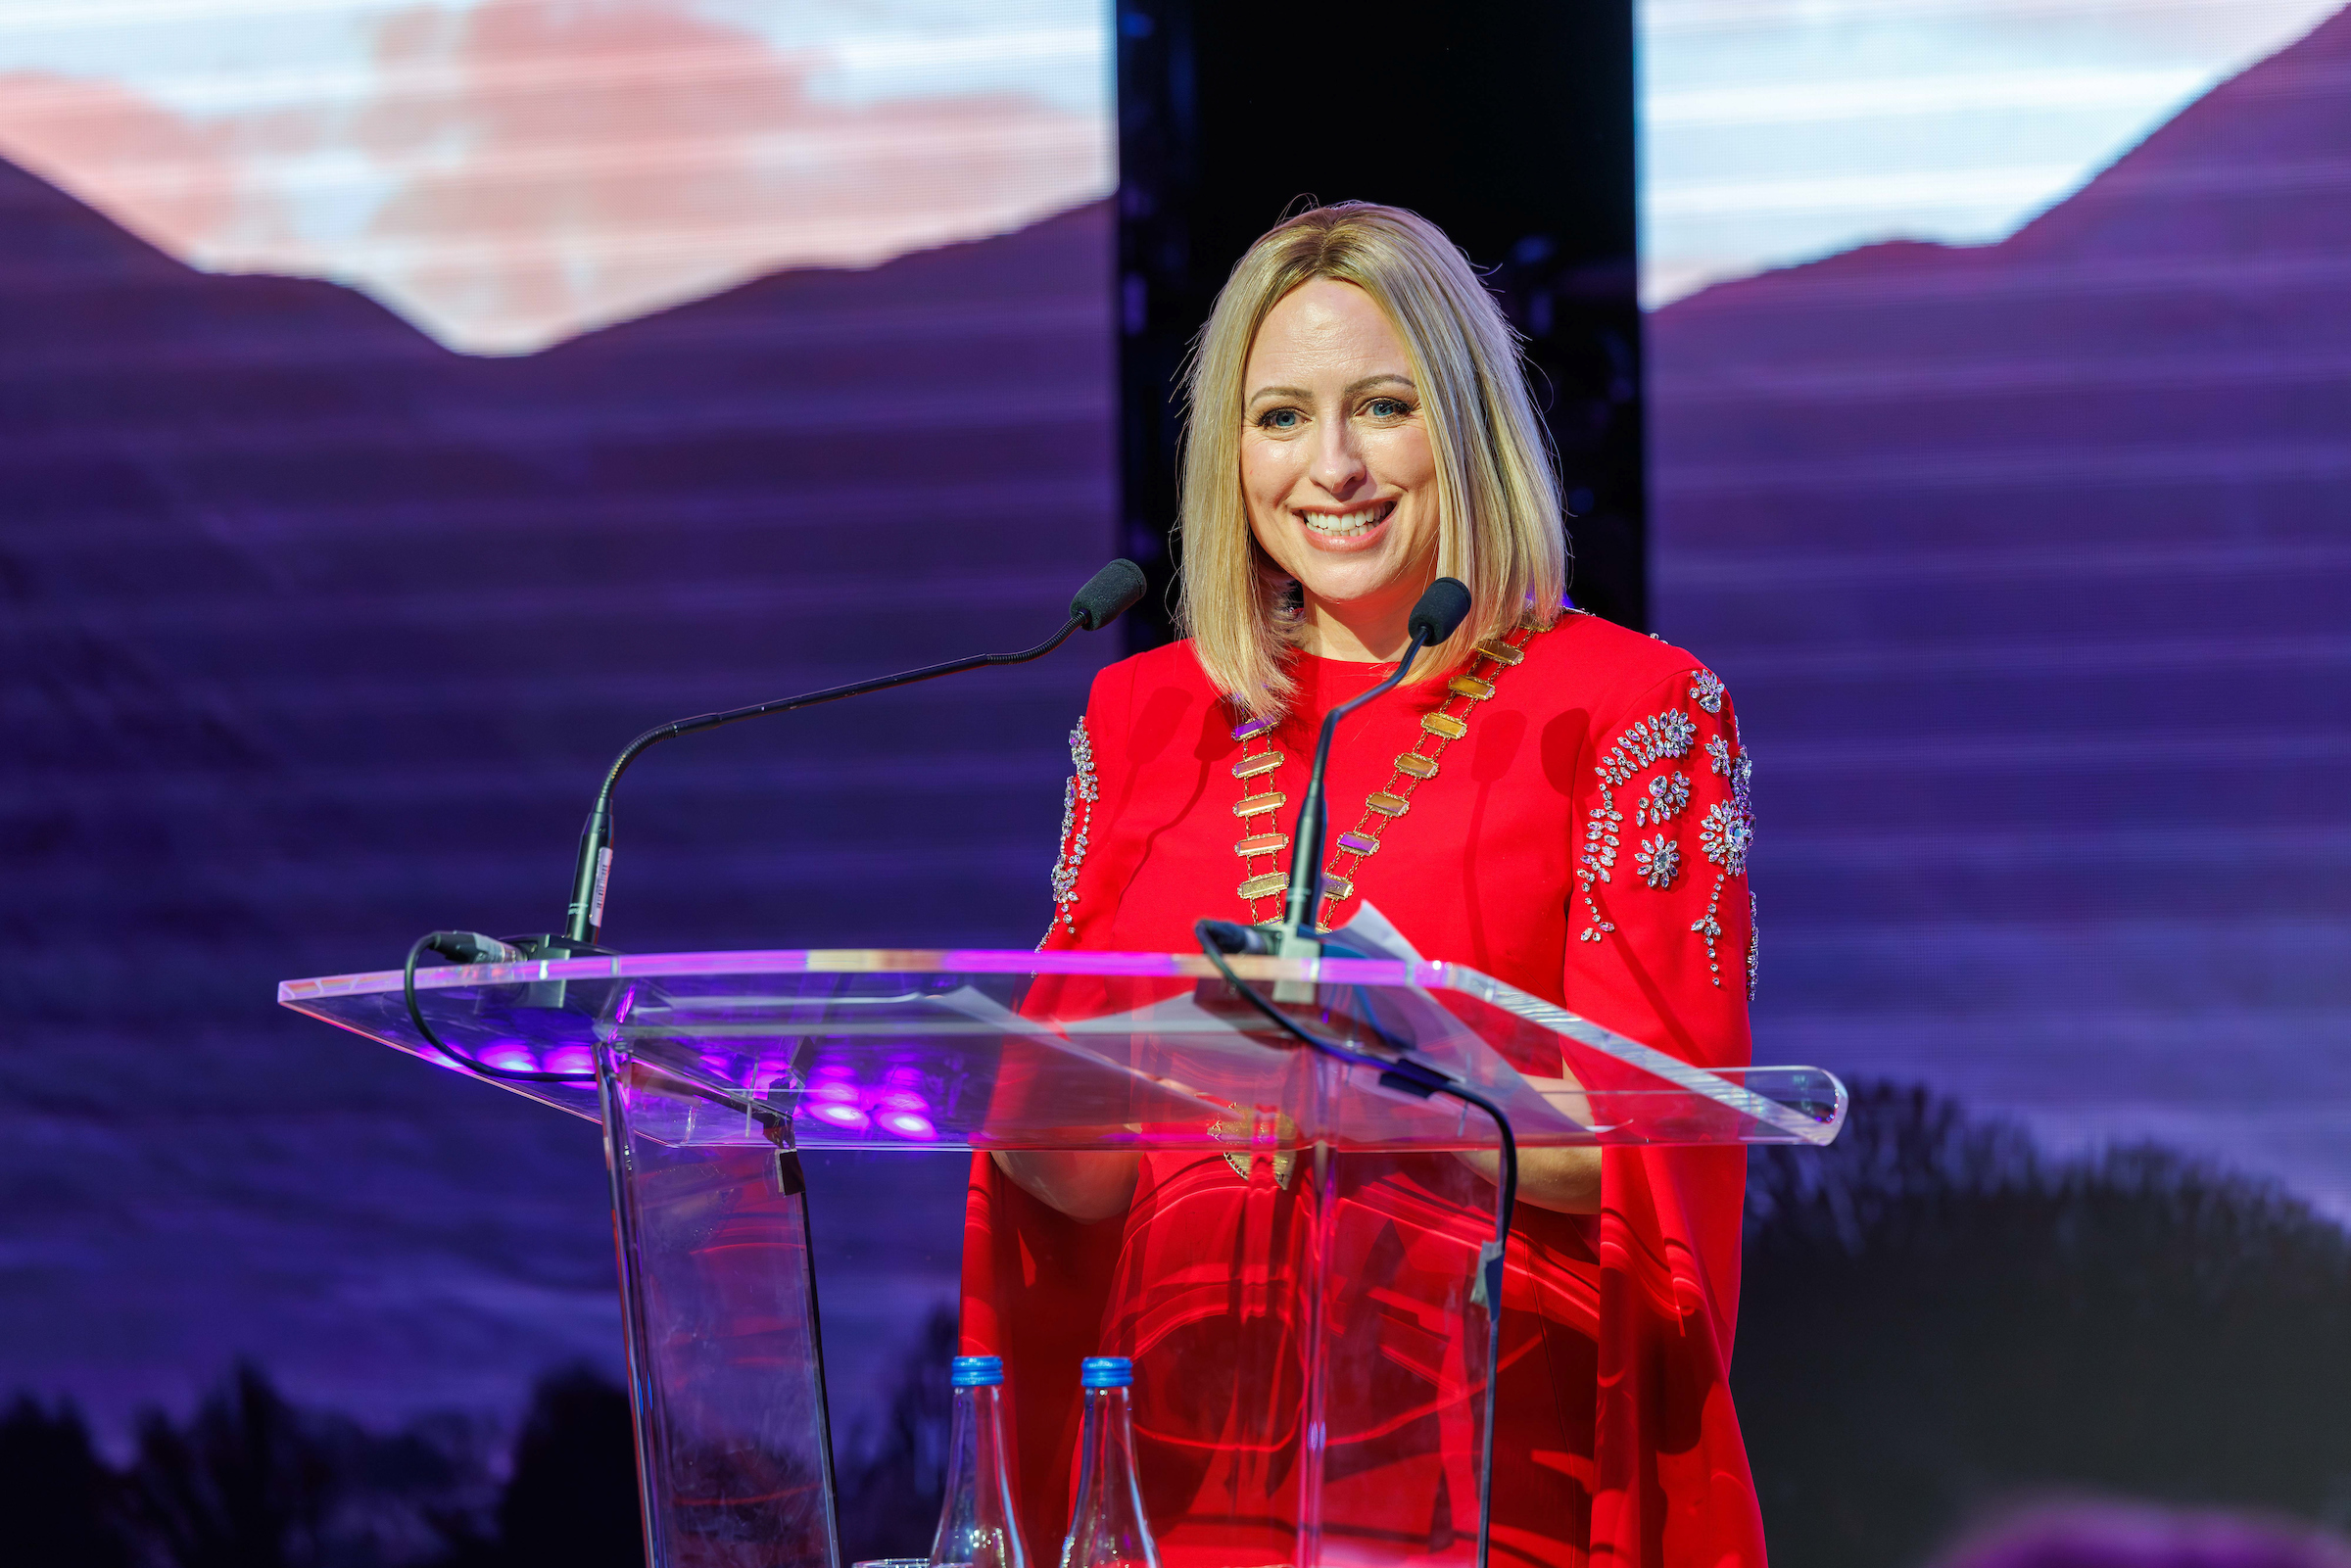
[1246,373,1417,405]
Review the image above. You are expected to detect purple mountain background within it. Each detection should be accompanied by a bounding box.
[6,0,2349,1457]
[1650,8,2351,1213]
[4,172,1115,1438]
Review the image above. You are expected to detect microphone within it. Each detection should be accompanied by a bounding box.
[539,559,1147,951]
[1273,577,1472,958]
[1070,557,1148,630]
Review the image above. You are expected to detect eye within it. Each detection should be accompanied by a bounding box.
[1365,397,1412,419]
[1256,407,1303,431]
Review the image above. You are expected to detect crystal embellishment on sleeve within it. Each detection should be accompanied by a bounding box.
[1690,731,1756,986]
[1576,704,1699,940]
[1577,672,1756,983]
[1635,771,1690,827]
[1044,717,1098,941]
[1698,800,1751,876]
[1746,888,1760,1000]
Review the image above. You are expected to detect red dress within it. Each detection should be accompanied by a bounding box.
[960,611,1764,1567]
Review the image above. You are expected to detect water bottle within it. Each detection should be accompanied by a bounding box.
[1058,1356,1161,1568]
[929,1354,1030,1568]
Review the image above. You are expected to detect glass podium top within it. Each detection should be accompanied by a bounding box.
[279,948,1845,1153]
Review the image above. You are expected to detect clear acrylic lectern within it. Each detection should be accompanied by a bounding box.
[280,948,1844,1568]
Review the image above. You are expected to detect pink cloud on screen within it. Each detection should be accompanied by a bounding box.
[0,0,1112,354]
[0,71,312,261]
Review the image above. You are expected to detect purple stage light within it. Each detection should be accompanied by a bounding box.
[874,1088,930,1114]
[808,1101,872,1132]
[482,1040,537,1072]
[877,1109,938,1142]
[545,1045,595,1075]
[809,1078,859,1104]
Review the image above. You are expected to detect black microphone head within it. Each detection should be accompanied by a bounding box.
[1071,558,1148,631]
[1408,577,1472,645]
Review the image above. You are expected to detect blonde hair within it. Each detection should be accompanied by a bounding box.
[1174,202,1568,718]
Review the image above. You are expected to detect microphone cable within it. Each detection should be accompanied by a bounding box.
[1193,920,1518,1568]
[401,932,795,1137]
[403,931,598,1083]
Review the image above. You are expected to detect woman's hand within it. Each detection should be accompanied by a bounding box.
[1457,1145,1602,1214]
[990,1150,1140,1222]
[1458,1069,1602,1214]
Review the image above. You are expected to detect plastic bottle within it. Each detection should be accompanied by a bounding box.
[929,1354,1030,1568]
[1058,1356,1161,1568]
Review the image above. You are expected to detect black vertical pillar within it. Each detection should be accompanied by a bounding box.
[1116,0,1645,650]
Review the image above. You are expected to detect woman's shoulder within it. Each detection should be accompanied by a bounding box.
[1510,608,1732,717]
[1067,640,1224,768]
[1082,637,1219,707]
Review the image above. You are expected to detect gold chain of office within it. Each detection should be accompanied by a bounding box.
[1228,627,1538,930]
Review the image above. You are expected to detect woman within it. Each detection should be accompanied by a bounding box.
[961,204,1762,1568]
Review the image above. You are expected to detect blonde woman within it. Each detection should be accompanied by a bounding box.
[962,204,1762,1567]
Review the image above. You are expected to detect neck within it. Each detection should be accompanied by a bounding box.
[1296,578,1435,663]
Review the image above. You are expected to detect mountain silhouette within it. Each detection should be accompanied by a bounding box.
[1648,6,2351,1214]
[2,161,1110,1433]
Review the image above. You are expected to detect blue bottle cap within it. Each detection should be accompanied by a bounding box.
[1080,1355,1132,1389]
[951,1355,1004,1388]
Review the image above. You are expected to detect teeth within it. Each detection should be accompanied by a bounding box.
[1299,502,1394,538]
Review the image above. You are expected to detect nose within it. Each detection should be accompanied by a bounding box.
[1307,412,1370,499]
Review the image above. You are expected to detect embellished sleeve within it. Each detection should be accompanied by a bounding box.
[1039,713,1099,949]
[1569,663,1756,1023]
[1571,663,1768,1567]
[1036,662,1125,951]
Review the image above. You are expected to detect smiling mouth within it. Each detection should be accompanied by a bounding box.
[1296,500,1396,539]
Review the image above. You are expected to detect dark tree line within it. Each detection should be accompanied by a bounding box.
[0,1310,961,1568]
[10,1085,2349,1568]
[0,1364,636,1568]
[1736,1082,2351,1568]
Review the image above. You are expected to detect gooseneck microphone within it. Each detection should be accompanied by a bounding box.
[404,559,1143,1086]
[1278,576,1473,947]
[553,557,1146,946]
[1192,574,1509,1568]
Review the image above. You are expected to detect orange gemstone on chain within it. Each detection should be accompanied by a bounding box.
[1234,832,1288,856]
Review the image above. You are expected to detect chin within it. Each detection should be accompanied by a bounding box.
[1295,563,1407,605]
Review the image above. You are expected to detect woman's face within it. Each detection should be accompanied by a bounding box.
[1239,278,1439,641]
